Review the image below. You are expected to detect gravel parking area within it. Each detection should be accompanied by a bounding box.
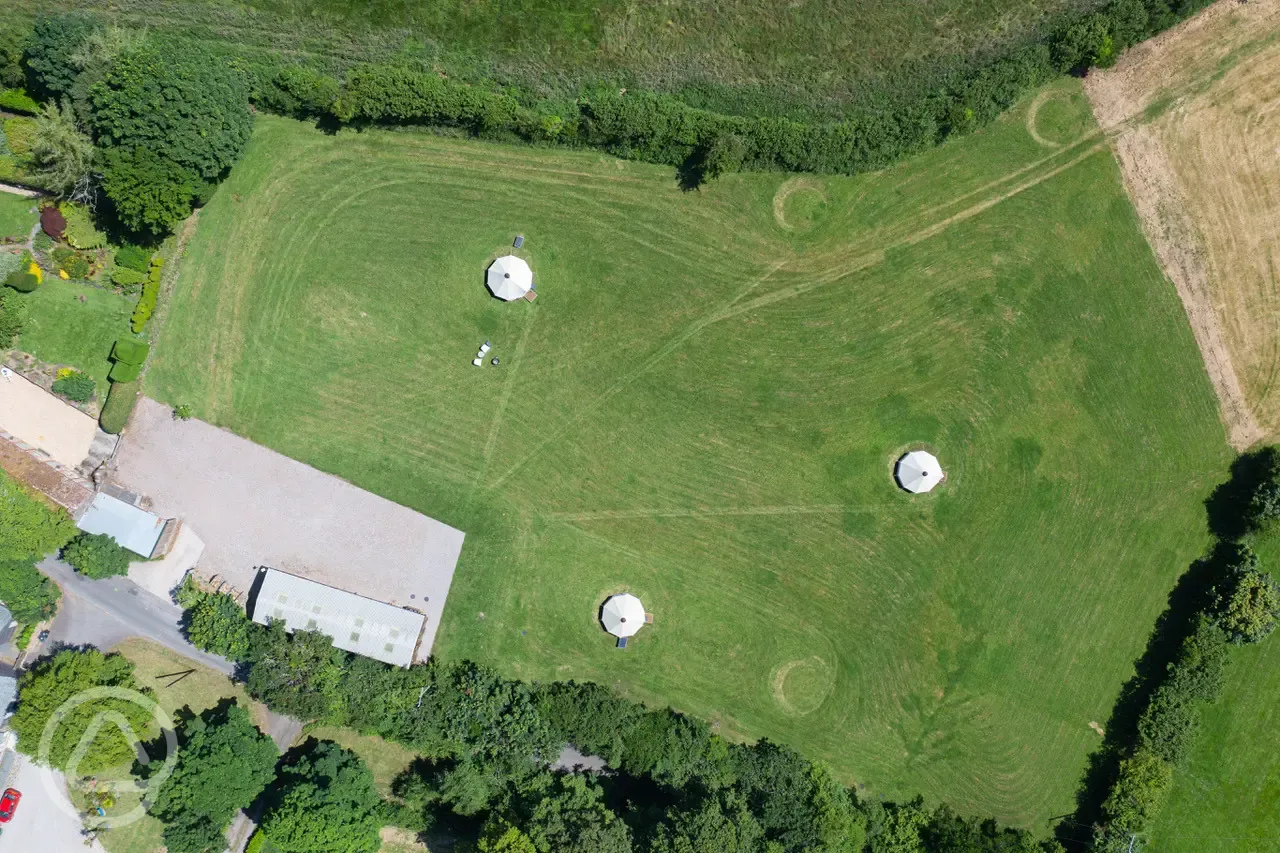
[111,398,465,659]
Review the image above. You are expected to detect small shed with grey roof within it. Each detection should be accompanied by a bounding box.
[75,493,167,557]
[250,568,426,667]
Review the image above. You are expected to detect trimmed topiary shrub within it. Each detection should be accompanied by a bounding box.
[61,532,134,577]
[4,269,37,292]
[51,369,95,402]
[110,338,150,365]
[130,257,164,332]
[111,266,146,291]
[1,117,35,159]
[113,244,152,274]
[108,361,142,383]
[0,88,40,116]
[60,203,107,250]
[0,287,27,346]
[99,380,139,434]
[39,205,65,240]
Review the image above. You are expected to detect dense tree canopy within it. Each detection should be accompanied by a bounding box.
[0,471,76,563]
[0,558,61,624]
[1216,566,1280,644]
[160,813,229,853]
[89,40,251,180]
[23,13,95,100]
[178,578,253,659]
[61,532,133,578]
[11,649,157,774]
[151,702,279,828]
[522,773,633,853]
[650,792,768,853]
[245,621,345,720]
[261,740,383,853]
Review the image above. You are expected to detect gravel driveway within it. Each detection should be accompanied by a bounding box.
[110,398,465,659]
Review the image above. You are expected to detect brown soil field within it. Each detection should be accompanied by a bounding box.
[1085,0,1280,448]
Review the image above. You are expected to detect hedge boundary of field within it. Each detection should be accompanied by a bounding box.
[219,0,1215,181]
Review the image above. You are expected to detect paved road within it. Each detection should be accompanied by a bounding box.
[36,556,234,675]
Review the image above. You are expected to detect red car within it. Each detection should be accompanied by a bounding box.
[0,788,20,822]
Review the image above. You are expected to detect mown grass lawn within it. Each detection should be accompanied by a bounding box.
[0,192,37,242]
[1150,530,1280,852]
[16,277,133,388]
[146,78,1232,826]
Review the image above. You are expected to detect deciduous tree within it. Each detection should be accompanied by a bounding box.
[61,532,133,578]
[10,649,156,774]
[151,702,279,828]
[261,740,382,853]
[0,471,76,562]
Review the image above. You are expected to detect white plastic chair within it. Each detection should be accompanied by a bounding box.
[472,357,483,367]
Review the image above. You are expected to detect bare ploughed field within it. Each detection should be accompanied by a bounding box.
[1085,0,1280,447]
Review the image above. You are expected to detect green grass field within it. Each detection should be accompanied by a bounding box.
[17,0,1104,118]
[0,193,37,242]
[146,79,1232,826]
[1150,531,1280,851]
[16,277,133,388]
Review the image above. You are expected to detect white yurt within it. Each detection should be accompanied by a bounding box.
[895,450,943,493]
[486,255,533,301]
[601,593,645,638]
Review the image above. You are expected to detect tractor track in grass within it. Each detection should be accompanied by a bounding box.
[487,135,1109,490]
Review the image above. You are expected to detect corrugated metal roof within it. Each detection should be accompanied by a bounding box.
[75,493,165,557]
[250,568,425,667]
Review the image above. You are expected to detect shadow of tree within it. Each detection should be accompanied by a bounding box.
[1056,451,1273,848]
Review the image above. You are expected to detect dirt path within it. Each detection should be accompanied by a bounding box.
[1083,0,1280,448]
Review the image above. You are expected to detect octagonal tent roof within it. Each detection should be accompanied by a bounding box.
[487,255,532,301]
[601,593,645,638]
[895,450,943,493]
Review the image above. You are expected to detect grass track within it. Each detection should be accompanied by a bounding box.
[147,78,1231,826]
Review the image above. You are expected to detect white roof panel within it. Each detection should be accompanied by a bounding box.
[76,493,165,557]
[250,568,426,667]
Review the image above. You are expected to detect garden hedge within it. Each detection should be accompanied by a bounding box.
[0,88,38,115]
[107,360,141,383]
[129,257,163,332]
[110,338,150,365]
[99,379,138,434]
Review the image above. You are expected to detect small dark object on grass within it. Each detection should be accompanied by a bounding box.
[514,235,524,248]
[617,637,628,649]
[492,357,500,365]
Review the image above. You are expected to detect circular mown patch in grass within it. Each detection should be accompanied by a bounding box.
[773,178,829,232]
[1027,88,1092,147]
[770,655,836,716]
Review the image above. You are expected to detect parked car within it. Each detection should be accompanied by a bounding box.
[0,788,20,822]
